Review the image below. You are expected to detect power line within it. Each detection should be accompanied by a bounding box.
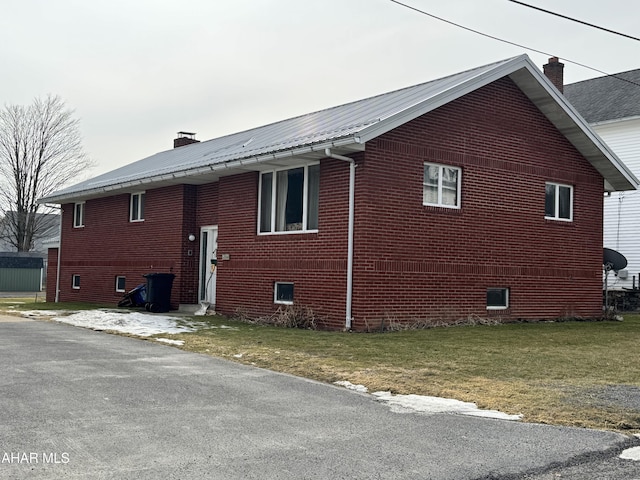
[388,0,640,88]
[508,0,640,42]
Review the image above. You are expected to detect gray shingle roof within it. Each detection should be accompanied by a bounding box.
[39,54,638,203]
[564,69,640,123]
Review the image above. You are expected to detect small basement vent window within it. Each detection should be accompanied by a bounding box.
[487,288,508,310]
[72,275,81,290]
[115,276,126,292]
[274,282,294,305]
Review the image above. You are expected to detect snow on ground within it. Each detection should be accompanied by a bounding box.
[18,309,201,337]
[155,338,186,346]
[56,310,199,336]
[335,381,523,421]
[620,436,640,461]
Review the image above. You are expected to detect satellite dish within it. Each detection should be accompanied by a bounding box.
[603,248,627,272]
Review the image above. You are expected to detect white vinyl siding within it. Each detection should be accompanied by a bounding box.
[597,118,640,290]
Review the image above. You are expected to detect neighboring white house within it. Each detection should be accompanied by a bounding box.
[564,68,640,290]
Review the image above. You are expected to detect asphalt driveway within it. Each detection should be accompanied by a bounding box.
[0,315,638,479]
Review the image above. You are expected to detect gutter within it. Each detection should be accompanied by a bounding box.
[324,148,356,330]
[38,138,363,205]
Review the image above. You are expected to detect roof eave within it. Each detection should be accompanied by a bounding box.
[356,55,638,192]
[38,137,364,204]
[508,65,639,192]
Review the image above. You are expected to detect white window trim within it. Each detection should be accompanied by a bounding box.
[274,282,294,305]
[115,276,126,293]
[258,163,319,235]
[487,287,509,310]
[545,182,573,222]
[423,162,462,209]
[130,191,145,222]
[72,274,80,290]
[73,202,85,228]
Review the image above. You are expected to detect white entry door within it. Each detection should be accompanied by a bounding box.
[199,226,218,305]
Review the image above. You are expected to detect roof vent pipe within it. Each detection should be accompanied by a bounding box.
[325,148,355,330]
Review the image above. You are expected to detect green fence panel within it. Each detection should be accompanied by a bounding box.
[0,268,43,291]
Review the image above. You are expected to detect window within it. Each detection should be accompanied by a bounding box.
[73,202,85,228]
[274,282,294,304]
[72,275,81,290]
[130,192,145,222]
[487,288,509,310]
[545,182,573,221]
[423,163,461,208]
[259,164,319,233]
[115,276,126,293]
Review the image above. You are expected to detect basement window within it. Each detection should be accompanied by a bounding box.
[274,282,294,305]
[72,275,81,290]
[73,202,85,228]
[487,288,509,310]
[130,192,145,222]
[115,276,126,293]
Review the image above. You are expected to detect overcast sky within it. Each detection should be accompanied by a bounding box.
[2,0,638,178]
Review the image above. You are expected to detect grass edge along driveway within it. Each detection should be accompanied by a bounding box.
[4,298,640,433]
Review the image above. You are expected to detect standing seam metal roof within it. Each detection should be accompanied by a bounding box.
[40,54,637,203]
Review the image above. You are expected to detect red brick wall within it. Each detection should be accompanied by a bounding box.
[213,160,352,329]
[350,77,603,327]
[52,185,197,308]
[48,76,605,329]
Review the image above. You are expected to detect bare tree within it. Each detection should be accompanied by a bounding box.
[0,95,92,251]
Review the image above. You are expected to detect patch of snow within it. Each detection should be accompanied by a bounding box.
[371,391,523,421]
[48,310,197,337]
[334,381,369,393]
[620,446,640,461]
[14,309,66,317]
[155,338,185,346]
[233,353,243,358]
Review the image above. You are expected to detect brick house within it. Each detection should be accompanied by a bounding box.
[40,54,637,330]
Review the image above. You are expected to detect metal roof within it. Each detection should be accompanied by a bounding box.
[564,69,640,124]
[40,54,638,204]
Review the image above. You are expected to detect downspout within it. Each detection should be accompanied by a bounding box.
[325,148,355,330]
[54,207,62,303]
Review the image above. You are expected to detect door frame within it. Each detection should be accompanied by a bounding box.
[198,225,218,305]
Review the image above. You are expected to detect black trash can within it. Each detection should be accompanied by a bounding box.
[143,273,175,313]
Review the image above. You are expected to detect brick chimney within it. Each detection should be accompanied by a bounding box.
[174,131,200,148]
[543,57,564,93]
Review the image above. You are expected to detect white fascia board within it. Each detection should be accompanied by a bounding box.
[510,63,639,192]
[38,137,363,204]
[355,55,531,144]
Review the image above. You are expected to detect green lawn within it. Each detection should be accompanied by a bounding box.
[4,297,640,432]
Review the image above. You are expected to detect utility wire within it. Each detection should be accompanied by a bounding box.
[389,0,640,88]
[508,0,640,42]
